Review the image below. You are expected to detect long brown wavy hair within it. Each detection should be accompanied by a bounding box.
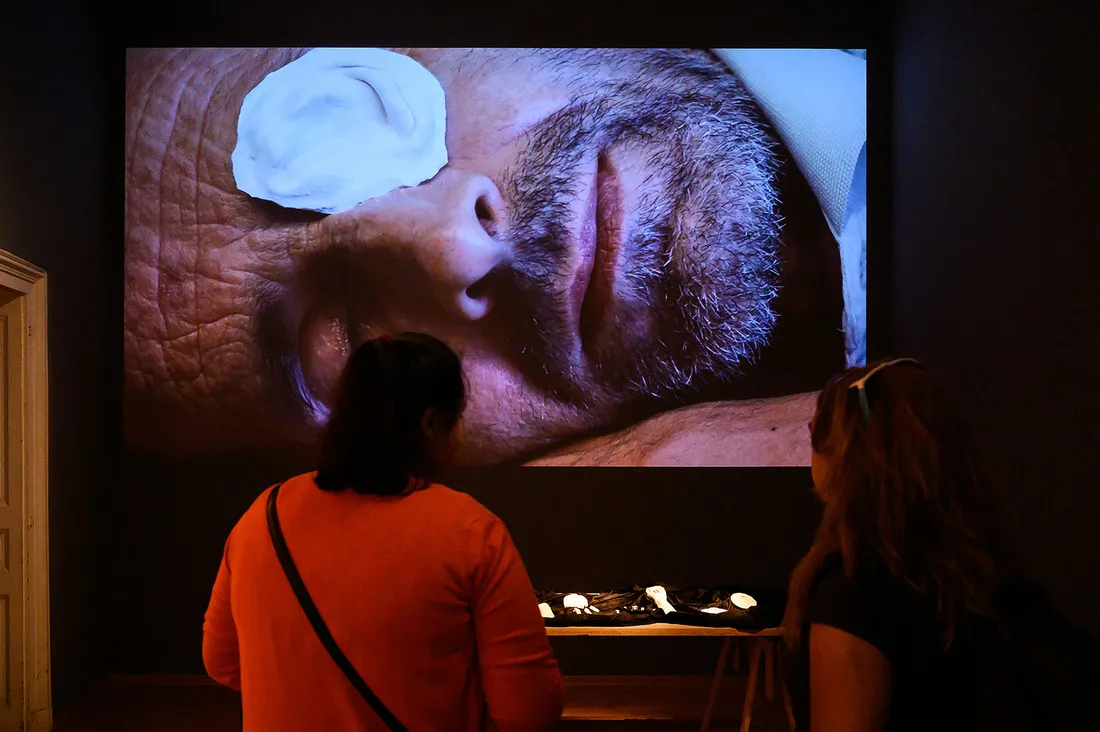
[782,358,1006,650]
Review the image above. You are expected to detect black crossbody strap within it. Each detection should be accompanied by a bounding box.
[266,483,409,732]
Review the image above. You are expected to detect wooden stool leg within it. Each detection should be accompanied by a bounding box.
[764,639,775,701]
[740,639,764,732]
[777,649,796,731]
[732,638,742,672]
[700,637,733,732]
[781,676,796,731]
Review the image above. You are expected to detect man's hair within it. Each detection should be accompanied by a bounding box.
[315,333,466,495]
[783,358,1008,649]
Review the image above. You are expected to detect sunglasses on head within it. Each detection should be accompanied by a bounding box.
[848,358,923,425]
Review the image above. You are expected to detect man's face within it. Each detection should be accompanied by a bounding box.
[125,48,782,463]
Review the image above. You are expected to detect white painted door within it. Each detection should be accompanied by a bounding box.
[0,293,26,731]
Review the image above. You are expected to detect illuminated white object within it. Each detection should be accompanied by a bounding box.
[701,607,728,614]
[538,603,553,619]
[563,594,588,609]
[730,592,758,610]
[645,585,676,615]
[232,48,448,214]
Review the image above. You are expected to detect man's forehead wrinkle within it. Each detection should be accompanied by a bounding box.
[150,52,246,394]
[192,51,267,397]
[278,217,320,270]
[156,55,217,391]
[163,315,255,400]
[134,48,302,397]
[126,200,168,395]
[124,259,173,392]
[126,51,175,208]
[250,227,300,271]
[127,51,195,389]
[192,231,262,291]
[193,57,227,397]
[148,56,206,398]
[158,312,247,343]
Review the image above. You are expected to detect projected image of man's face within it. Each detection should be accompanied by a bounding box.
[125,48,855,465]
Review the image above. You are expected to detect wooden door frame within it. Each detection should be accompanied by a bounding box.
[0,250,51,731]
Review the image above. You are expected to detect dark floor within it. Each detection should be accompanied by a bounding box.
[53,675,789,731]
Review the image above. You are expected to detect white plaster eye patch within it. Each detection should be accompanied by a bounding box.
[730,592,757,610]
[563,594,589,609]
[232,47,448,215]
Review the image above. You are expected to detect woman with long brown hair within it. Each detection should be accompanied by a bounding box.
[783,357,1007,731]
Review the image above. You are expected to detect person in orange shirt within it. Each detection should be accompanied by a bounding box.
[202,332,564,731]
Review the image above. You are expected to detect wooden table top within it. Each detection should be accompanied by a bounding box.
[545,623,783,637]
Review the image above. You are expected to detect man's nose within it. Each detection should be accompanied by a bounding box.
[338,167,510,320]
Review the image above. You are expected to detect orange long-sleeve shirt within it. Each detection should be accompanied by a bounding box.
[203,473,563,731]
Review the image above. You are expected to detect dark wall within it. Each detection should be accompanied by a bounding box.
[0,8,111,712]
[892,1,1100,634]
[116,453,820,674]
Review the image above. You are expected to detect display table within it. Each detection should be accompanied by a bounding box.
[547,624,794,732]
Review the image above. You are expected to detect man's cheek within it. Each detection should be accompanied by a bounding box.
[124,254,171,387]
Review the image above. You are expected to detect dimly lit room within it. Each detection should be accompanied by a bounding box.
[0,0,1098,730]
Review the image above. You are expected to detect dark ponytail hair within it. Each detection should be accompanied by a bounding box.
[314,333,466,495]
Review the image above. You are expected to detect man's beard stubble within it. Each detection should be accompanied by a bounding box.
[492,49,783,414]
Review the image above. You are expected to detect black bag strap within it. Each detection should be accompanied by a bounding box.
[267,483,409,732]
